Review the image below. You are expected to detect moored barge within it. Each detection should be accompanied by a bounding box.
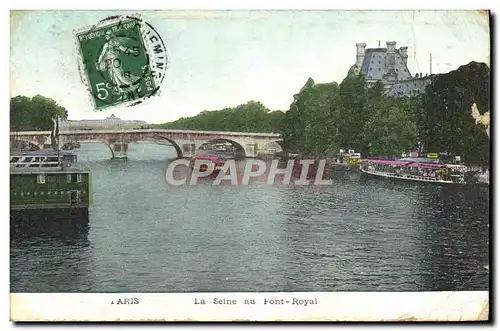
[10,150,92,221]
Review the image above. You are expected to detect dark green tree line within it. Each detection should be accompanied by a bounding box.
[154,101,285,133]
[280,78,339,155]
[417,61,490,165]
[10,95,68,131]
[281,73,418,157]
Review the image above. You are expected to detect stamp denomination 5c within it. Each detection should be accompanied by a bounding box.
[74,15,167,111]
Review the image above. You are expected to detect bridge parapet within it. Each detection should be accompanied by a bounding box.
[10,129,280,138]
[58,129,280,139]
[10,129,283,159]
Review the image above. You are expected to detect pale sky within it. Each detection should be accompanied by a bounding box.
[10,10,490,124]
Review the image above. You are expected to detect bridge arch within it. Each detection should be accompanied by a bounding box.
[70,140,116,159]
[198,138,246,158]
[152,135,183,158]
[63,136,183,159]
[100,141,115,159]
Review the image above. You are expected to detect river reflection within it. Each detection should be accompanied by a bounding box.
[11,218,93,292]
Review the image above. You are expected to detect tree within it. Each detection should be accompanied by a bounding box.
[10,96,32,130]
[418,61,490,165]
[335,73,371,154]
[363,97,418,157]
[154,101,284,133]
[10,95,68,131]
[280,78,339,156]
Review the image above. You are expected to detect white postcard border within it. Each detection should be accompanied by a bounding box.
[10,291,489,322]
[5,1,496,329]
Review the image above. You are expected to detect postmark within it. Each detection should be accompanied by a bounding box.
[74,15,167,111]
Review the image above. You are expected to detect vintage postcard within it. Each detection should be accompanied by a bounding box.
[9,9,490,322]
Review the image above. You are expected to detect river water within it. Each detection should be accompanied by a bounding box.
[10,142,490,292]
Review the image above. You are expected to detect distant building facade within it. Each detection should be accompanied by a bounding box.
[350,41,433,98]
[59,114,149,131]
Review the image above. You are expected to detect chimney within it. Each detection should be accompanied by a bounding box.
[386,41,397,53]
[399,46,408,64]
[355,43,367,67]
[385,41,397,77]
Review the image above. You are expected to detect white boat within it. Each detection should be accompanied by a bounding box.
[360,159,467,184]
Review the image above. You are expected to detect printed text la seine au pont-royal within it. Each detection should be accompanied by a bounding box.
[195,297,319,306]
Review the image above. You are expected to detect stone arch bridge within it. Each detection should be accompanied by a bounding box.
[10,129,283,159]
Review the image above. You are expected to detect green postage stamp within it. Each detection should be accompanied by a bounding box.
[74,15,167,111]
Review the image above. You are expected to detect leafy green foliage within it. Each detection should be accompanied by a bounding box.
[10,95,68,131]
[362,98,418,157]
[281,74,418,158]
[418,61,490,165]
[281,78,339,155]
[154,101,285,133]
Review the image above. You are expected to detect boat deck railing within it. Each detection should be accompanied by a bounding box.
[10,164,90,173]
[10,155,63,168]
[11,152,78,168]
[362,168,465,183]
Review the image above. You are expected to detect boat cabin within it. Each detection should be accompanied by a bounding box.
[333,149,361,165]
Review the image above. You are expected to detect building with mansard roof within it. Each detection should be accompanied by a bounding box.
[350,41,433,98]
